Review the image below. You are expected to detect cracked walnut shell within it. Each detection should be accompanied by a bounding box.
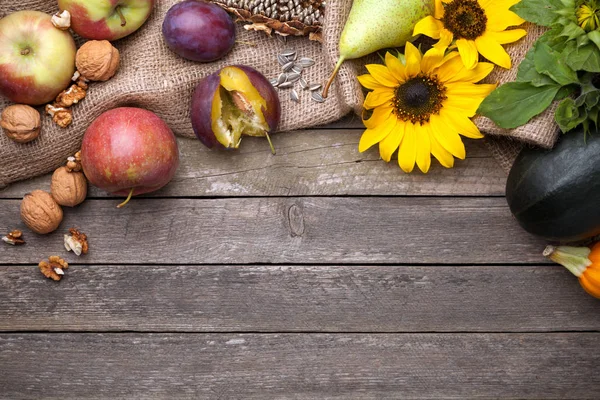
[0,105,41,143]
[51,166,87,207]
[76,40,120,82]
[20,190,63,234]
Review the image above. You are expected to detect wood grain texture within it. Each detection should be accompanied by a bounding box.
[1,333,598,399]
[0,130,506,198]
[1,265,598,332]
[0,197,547,265]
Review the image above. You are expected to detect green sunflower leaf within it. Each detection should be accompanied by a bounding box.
[555,97,588,132]
[510,0,563,26]
[478,82,561,129]
[534,43,579,85]
[564,42,600,72]
[518,46,558,86]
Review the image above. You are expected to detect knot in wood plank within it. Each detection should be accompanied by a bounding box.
[287,204,305,237]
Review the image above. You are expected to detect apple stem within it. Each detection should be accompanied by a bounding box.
[322,56,345,99]
[115,6,127,27]
[21,48,31,56]
[116,188,134,209]
[265,132,276,155]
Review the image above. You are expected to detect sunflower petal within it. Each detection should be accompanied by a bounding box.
[364,89,395,109]
[442,96,483,117]
[430,134,455,168]
[445,82,497,98]
[444,62,494,84]
[475,33,512,68]
[421,45,446,73]
[363,105,393,126]
[430,114,466,159]
[404,42,423,78]
[416,124,432,173]
[398,122,417,173]
[435,52,467,82]
[439,108,483,139]
[487,28,527,45]
[434,0,444,18]
[358,74,388,90]
[456,38,479,69]
[385,52,408,83]
[413,16,442,39]
[359,113,397,152]
[365,64,399,87]
[379,121,405,162]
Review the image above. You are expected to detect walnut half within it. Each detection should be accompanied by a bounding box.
[64,228,89,256]
[2,230,25,246]
[39,256,69,281]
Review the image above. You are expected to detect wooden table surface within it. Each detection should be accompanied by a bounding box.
[1,117,599,399]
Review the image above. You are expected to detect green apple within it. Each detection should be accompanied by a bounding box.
[0,10,76,106]
[58,0,154,41]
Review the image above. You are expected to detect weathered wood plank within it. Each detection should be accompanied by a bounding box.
[0,333,598,399]
[0,130,506,198]
[0,197,547,264]
[0,265,597,332]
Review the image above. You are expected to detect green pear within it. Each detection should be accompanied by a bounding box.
[323,0,434,98]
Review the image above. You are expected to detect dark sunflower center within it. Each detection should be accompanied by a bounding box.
[442,0,487,40]
[394,74,447,124]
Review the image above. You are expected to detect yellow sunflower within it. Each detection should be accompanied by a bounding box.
[358,42,496,173]
[577,1,600,31]
[413,0,527,69]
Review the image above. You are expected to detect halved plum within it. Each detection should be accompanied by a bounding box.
[191,65,281,153]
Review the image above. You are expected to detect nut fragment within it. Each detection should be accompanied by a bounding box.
[51,166,87,207]
[55,84,86,108]
[45,104,73,128]
[64,228,89,256]
[39,256,69,281]
[1,105,41,143]
[2,230,25,246]
[20,190,63,234]
[76,40,120,81]
[51,10,71,30]
[66,151,82,172]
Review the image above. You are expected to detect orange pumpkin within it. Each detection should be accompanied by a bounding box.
[544,242,600,299]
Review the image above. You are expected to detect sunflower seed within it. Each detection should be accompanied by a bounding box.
[299,76,308,89]
[277,73,287,85]
[286,53,298,62]
[290,89,300,103]
[286,72,301,83]
[308,83,322,91]
[277,54,288,66]
[291,65,303,74]
[270,78,278,87]
[282,61,295,72]
[278,81,294,89]
[311,91,325,103]
[298,57,315,67]
[281,48,296,57]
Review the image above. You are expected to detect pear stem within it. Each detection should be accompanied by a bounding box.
[265,132,276,155]
[115,6,127,27]
[116,188,135,209]
[322,56,345,99]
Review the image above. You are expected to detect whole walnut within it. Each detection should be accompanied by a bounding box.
[51,166,87,207]
[1,105,41,143]
[20,190,63,234]
[76,40,120,81]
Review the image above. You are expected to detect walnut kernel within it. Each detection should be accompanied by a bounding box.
[39,256,69,281]
[51,166,87,207]
[55,84,86,108]
[45,104,73,128]
[51,10,71,30]
[2,230,25,246]
[0,105,41,143]
[66,151,82,172]
[76,40,120,81]
[20,190,63,234]
[64,228,89,256]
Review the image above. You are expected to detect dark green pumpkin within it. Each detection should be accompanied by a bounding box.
[506,126,600,242]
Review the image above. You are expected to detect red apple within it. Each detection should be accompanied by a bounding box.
[57,0,154,41]
[0,10,76,105]
[81,107,179,207]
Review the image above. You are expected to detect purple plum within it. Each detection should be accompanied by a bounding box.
[162,0,236,62]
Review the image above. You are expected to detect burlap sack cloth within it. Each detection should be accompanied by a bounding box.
[0,1,555,188]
